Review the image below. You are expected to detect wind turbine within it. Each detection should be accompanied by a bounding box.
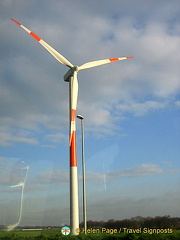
[11,18,133,235]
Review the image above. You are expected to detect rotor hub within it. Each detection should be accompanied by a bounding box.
[64,66,79,82]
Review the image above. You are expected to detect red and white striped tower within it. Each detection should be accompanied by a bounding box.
[11,18,133,235]
[69,72,79,235]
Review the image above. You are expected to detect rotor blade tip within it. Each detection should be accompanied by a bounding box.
[126,57,134,59]
[11,18,21,25]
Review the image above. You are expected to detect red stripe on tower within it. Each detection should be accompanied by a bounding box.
[70,131,77,167]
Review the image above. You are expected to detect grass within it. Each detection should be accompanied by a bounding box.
[0,229,179,240]
[0,229,60,239]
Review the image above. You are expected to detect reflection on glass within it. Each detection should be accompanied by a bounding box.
[0,160,29,231]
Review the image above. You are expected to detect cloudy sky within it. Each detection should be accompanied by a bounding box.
[0,0,180,228]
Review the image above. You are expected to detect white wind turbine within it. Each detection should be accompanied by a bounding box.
[11,18,133,235]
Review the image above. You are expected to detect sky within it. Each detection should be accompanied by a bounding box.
[0,0,180,228]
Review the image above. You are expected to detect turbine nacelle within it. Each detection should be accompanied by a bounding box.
[64,66,79,82]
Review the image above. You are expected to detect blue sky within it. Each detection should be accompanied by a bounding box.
[0,0,180,228]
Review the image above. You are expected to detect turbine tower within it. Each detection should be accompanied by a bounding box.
[11,18,133,235]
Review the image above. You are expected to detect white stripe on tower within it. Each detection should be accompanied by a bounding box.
[70,109,77,166]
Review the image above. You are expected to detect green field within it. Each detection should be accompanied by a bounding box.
[0,230,180,240]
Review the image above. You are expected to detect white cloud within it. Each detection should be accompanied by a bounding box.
[28,169,69,191]
[116,100,168,116]
[40,144,56,148]
[107,163,180,179]
[0,130,38,146]
[175,101,180,107]
[82,163,180,185]
[44,132,68,143]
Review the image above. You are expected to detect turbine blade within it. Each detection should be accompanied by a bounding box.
[78,57,134,71]
[11,19,74,68]
[11,181,24,187]
[69,72,78,147]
